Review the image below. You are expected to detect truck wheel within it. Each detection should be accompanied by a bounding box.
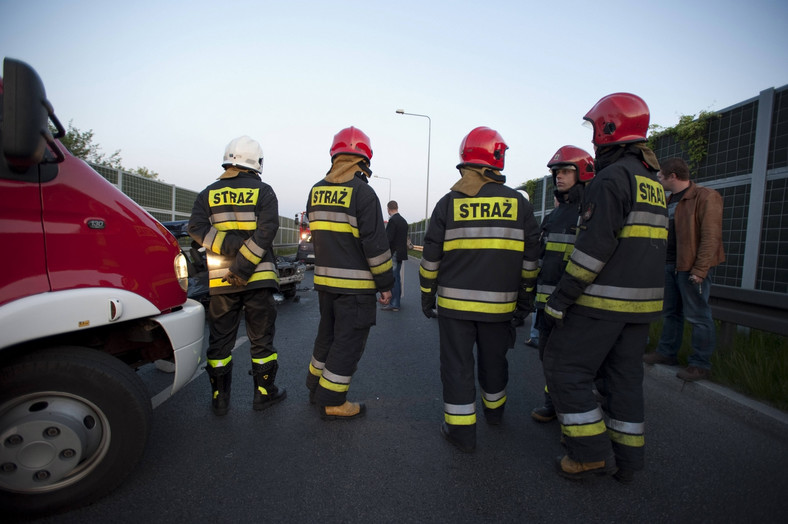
[0,346,151,517]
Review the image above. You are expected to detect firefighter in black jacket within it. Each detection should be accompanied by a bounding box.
[189,135,285,416]
[305,126,394,420]
[542,93,667,482]
[420,126,540,452]
[530,146,595,423]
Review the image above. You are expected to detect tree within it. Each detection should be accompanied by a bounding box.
[54,120,160,180]
[58,120,123,169]
[647,110,720,172]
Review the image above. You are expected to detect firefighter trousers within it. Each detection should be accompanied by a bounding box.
[543,314,647,471]
[307,292,376,407]
[439,317,514,447]
[207,288,278,368]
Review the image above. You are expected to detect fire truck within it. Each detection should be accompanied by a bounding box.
[0,58,204,516]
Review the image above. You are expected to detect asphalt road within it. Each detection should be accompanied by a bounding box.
[33,260,788,523]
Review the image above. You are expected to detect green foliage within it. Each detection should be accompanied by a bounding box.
[647,320,788,411]
[647,111,720,171]
[133,166,160,180]
[514,179,538,202]
[57,120,123,169]
[53,120,159,179]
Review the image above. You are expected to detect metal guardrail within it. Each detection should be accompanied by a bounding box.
[709,285,788,343]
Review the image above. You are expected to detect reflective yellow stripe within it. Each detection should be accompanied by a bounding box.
[257,386,269,395]
[314,275,376,289]
[309,362,323,377]
[536,292,549,304]
[319,376,350,392]
[211,231,226,253]
[522,268,539,279]
[252,354,278,365]
[215,221,257,231]
[370,258,392,275]
[438,296,516,314]
[310,220,360,238]
[576,294,663,313]
[545,241,572,252]
[208,356,232,368]
[561,419,607,437]
[445,412,477,425]
[566,260,597,283]
[619,225,668,240]
[420,266,438,279]
[210,271,278,288]
[482,395,507,409]
[420,286,434,293]
[608,429,645,447]
[444,238,524,252]
[240,244,262,265]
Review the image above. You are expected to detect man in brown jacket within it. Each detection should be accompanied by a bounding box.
[643,158,725,381]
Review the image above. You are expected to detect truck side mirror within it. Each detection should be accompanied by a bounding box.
[2,57,65,173]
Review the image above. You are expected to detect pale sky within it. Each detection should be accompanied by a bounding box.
[2,0,787,222]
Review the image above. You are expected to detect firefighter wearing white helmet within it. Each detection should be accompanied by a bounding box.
[419,126,540,452]
[189,135,285,416]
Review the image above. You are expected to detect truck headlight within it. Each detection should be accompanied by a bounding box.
[174,252,189,291]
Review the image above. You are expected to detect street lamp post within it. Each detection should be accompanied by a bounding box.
[395,109,431,221]
[374,175,391,203]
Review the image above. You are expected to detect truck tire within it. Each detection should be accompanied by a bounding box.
[0,346,152,517]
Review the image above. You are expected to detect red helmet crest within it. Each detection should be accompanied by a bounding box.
[330,126,372,161]
[459,126,508,170]
[584,93,650,146]
[547,145,595,184]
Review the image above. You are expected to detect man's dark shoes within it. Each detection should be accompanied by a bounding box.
[642,352,678,366]
[531,405,557,422]
[440,423,475,453]
[613,468,635,484]
[555,454,616,480]
[524,338,539,348]
[677,366,710,381]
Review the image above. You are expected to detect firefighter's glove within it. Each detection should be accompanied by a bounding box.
[222,270,248,287]
[421,293,437,319]
[544,297,566,329]
[516,287,535,314]
[510,308,527,328]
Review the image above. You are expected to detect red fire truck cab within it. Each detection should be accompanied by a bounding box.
[0,58,205,516]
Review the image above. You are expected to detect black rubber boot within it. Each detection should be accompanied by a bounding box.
[206,363,232,416]
[531,389,556,422]
[251,361,287,411]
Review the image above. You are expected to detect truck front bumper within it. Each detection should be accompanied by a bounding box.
[151,298,205,395]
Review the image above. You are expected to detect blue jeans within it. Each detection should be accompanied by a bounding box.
[390,255,402,309]
[655,264,716,369]
[530,311,539,341]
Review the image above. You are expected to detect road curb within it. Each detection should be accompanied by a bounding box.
[644,363,788,434]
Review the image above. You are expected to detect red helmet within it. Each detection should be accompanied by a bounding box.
[583,92,650,146]
[547,145,595,184]
[330,126,372,161]
[459,126,508,170]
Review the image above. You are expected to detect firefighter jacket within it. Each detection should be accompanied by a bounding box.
[307,157,394,295]
[671,181,725,278]
[420,167,541,322]
[188,169,280,296]
[546,144,668,323]
[535,184,584,309]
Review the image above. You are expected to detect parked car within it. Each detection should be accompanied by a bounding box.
[162,220,305,302]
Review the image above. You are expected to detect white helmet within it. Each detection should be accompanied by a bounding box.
[222,136,264,173]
